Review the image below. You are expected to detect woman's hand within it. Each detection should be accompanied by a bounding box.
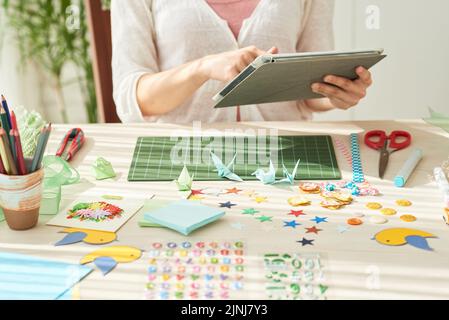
[200,46,279,82]
[311,67,373,110]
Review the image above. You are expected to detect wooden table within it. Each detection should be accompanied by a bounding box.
[1,120,448,300]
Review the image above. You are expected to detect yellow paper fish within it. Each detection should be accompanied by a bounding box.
[81,246,142,275]
[55,228,117,246]
[374,228,437,251]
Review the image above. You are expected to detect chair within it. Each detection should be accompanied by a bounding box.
[84,0,120,123]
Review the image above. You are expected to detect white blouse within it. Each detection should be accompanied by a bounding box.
[111,0,335,123]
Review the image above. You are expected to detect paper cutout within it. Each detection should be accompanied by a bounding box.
[175,165,193,192]
[289,210,306,217]
[55,232,86,246]
[284,220,301,229]
[337,225,350,234]
[297,238,315,246]
[226,187,242,194]
[220,201,236,209]
[310,216,328,224]
[210,152,243,182]
[144,200,225,236]
[256,216,273,223]
[263,253,327,300]
[67,202,123,222]
[189,195,205,201]
[191,189,204,196]
[47,191,145,232]
[94,256,117,275]
[242,208,259,215]
[92,157,116,180]
[55,228,117,246]
[252,160,276,184]
[80,246,142,276]
[254,196,268,204]
[0,252,92,300]
[374,228,437,251]
[305,226,322,234]
[145,241,245,300]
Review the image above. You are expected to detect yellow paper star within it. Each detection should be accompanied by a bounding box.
[189,195,205,201]
[243,190,257,197]
[254,196,267,204]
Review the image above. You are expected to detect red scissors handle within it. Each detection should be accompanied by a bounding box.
[365,130,411,151]
[364,130,388,150]
[389,130,412,150]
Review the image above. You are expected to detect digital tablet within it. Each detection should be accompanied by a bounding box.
[213,49,387,108]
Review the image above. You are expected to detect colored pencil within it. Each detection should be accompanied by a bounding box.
[0,153,5,174]
[30,123,51,172]
[0,128,17,175]
[9,112,18,163]
[1,95,12,129]
[10,112,27,175]
[0,104,11,152]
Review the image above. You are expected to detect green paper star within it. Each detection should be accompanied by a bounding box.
[242,208,259,215]
[319,284,329,295]
[257,215,273,223]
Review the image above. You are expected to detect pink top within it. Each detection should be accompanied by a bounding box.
[206,0,261,39]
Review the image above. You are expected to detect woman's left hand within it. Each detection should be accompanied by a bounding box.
[311,67,373,110]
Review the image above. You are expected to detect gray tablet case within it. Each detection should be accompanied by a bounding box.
[213,49,387,108]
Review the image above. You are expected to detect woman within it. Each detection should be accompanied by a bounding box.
[111,0,372,123]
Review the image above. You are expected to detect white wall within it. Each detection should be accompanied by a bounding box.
[315,0,449,121]
[1,1,448,123]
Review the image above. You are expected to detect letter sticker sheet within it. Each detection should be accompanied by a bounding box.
[263,253,328,300]
[145,241,245,300]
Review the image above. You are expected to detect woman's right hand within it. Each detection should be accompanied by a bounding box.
[199,46,279,82]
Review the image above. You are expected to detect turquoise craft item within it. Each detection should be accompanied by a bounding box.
[40,155,80,215]
[144,200,225,235]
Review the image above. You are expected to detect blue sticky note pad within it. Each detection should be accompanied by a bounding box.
[144,200,225,235]
[0,252,92,300]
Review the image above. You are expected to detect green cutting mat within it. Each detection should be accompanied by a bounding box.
[128,136,341,181]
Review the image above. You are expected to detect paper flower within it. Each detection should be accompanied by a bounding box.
[67,202,123,222]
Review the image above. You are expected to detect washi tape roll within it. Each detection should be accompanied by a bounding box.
[394,149,423,187]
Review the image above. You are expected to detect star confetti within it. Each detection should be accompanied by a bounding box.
[297,238,315,247]
[305,226,322,234]
[289,210,306,217]
[226,187,242,194]
[189,195,205,201]
[337,225,350,234]
[257,216,273,223]
[254,197,268,204]
[220,201,237,209]
[310,216,328,224]
[242,208,259,215]
[230,222,245,230]
[284,220,301,229]
[190,189,204,196]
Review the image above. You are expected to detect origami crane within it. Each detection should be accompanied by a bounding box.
[175,165,194,191]
[210,152,243,182]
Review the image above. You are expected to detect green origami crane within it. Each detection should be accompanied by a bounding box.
[92,157,117,180]
[175,165,194,191]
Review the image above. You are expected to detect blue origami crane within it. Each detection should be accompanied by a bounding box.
[210,152,243,182]
[252,159,300,185]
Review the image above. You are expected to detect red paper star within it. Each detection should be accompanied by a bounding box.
[226,187,242,194]
[289,210,306,217]
[190,189,204,196]
[305,226,322,235]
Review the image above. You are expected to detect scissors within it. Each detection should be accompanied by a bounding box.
[364,130,412,179]
[56,128,85,162]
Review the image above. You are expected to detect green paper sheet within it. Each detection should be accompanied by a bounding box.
[424,108,449,134]
[138,199,171,228]
[144,200,225,235]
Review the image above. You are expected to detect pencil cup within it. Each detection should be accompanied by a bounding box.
[0,168,44,230]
